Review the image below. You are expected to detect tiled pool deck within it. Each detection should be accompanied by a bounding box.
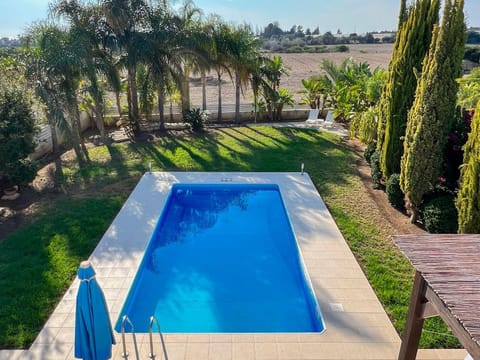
[2,172,468,360]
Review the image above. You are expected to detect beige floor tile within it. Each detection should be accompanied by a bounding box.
[44,313,69,328]
[299,342,345,359]
[254,334,278,343]
[417,349,442,360]
[164,343,186,360]
[163,334,188,343]
[231,334,255,343]
[29,343,73,360]
[318,325,399,344]
[275,334,300,342]
[432,349,469,359]
[323,312,397,330]
[185,342,209,360]
[335,300,385,313]
[277,342,301,359]
[341,343,399,360]
[54,299,75,314]
[297,334,325,343]
[32,327,61,345]
[232,342,255,360]
[140,340,169,360]
[254,342,278,360]
[311,278,372,290]
[209,343,232,360]
[54,327,75,344]
[320,287,380,302]
[188,334,211,342]
[209,334,232,342]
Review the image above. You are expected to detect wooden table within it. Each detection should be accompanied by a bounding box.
[393,234,480,360]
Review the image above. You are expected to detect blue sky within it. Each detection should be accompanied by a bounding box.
[1,0,479,38]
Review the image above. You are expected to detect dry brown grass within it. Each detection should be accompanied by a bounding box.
[189,43,393,106]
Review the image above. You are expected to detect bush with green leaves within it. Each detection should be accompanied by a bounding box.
[184,108,208,132]
[0,86,37,187]
[364,141,377,164]
[421,192,458,234]
[386,173,405,211]
[370,150,383,189]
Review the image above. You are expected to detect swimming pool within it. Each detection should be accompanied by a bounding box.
[116,183,325,333]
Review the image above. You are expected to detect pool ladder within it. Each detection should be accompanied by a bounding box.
[120,315,168,360]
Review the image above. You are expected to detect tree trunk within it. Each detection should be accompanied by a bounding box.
[405,194,419,224]
[126,82,132,121]
[157,77,165,132]
[217,71,222,122]
[201,70,207,111]
[73,98,90,164]
[67,99,86,167]
[127,64,139,132]
[47,113,59,153]
[93,103,106,140]
[115,91,122,119]
[253,90,258,123]
[235,71,241,123]
[181,66,190,116]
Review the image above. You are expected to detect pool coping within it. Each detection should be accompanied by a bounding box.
[8,172,468,359]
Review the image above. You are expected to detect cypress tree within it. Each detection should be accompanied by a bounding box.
[400,0,466,222]
[457,101,480,233]
[398,0,408,27]
[377,0,439,178]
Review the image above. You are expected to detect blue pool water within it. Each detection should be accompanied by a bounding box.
[116,183,324,333]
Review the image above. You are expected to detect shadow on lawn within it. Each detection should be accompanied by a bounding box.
[0,196,124,349]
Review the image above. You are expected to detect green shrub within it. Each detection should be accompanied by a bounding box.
[386,173,405,211]
[184,108,208,132]
[421,193,458,233]
[364,141,377,164]
[333,45,349,53]
[370,150,383,189]
[0,86,37,186]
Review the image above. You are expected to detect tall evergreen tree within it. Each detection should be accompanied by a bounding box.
[457,101,480,233]
[400,0,466,222]
[377,0,439,178]
[398,0,408,26]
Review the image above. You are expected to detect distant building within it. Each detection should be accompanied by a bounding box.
[0,37,21,48]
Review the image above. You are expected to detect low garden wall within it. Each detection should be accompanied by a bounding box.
[30,106,320,160]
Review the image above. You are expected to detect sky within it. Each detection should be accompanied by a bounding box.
[0,0,479,38]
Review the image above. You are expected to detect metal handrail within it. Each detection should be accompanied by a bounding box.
[148,315,168,360]
[120,315,140,360]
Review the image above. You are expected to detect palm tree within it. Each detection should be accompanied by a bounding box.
[260,55,290,121]
[33,24,89,165]
[51,0,120,140]
[21,46,62,154]
[143,5,183,130]
[142,2,211,130]
[102,0,149,133]
[175,2,211,116]
[228,25,262,122]
[210,20,236,122]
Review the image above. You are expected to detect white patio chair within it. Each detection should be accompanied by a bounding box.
[325,110,334,123]
[305,109,320,123]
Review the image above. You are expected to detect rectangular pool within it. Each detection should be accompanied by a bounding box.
[116,183,324,333]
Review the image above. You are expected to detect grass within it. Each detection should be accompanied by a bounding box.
[0,126,458,349]
[0,196,125,348]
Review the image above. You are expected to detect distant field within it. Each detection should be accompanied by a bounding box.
[188,43,393,106]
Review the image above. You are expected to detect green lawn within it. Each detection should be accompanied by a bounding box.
[0,126,458,349]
